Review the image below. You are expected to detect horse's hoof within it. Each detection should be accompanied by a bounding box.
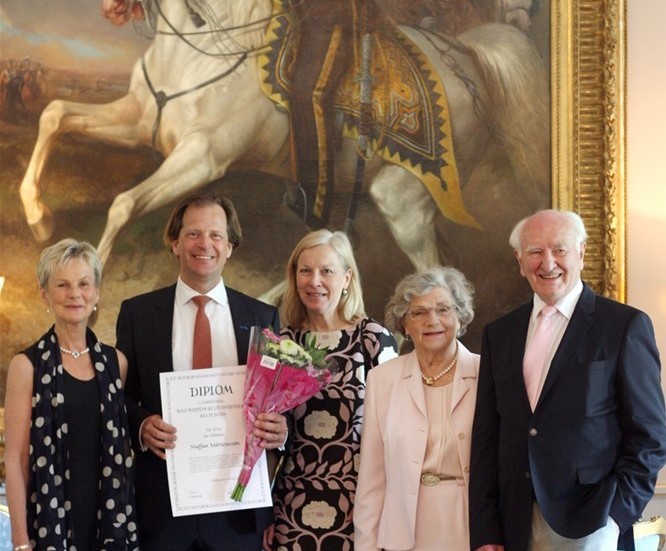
[29,206,53,241]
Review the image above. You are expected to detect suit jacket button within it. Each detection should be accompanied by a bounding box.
[529,428,538,436]
[524,471,531,479]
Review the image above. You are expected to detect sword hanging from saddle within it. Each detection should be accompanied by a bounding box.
[345,0,375,234]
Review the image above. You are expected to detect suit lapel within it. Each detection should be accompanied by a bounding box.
[403,352,427,419]
[227,288,256,364]
[537,284,596,407]
[155,286,176,373]
[450,344,475,415]
[510,303,534,410]
[450,343,477,487]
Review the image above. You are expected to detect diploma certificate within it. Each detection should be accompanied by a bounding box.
[160,366,272,516]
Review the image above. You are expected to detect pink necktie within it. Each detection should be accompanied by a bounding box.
[192,295,212,369]
[523,305,558,410]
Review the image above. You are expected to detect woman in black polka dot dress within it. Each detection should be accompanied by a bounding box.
[5,239,139,551]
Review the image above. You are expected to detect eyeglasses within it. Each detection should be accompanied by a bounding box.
[406,305,455,321]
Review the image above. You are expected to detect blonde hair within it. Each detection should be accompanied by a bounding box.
[36,238,102,289]
[282,230,366,327]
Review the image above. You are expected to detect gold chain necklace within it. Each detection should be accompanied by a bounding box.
[59,346,90,359]
[421,349,458,386]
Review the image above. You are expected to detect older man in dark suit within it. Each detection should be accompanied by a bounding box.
[117,193,286,551]
[469,209,666,551]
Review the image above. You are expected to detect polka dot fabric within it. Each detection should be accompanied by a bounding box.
[27,327,140,550]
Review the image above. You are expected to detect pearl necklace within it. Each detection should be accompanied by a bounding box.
[421,350,458,386]
[59,346,90,359]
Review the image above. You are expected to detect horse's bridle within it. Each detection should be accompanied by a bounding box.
[136,0,298,155]
[140,53,246,156]
[138,0,300,58]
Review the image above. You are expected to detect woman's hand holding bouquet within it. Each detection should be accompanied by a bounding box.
[231,327,336,501]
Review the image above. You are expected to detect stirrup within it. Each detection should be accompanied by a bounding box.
[282,182,308,223]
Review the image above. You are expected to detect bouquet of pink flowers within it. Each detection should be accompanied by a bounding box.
[230,326,336,501]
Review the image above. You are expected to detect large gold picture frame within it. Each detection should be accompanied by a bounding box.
[552,0,626,301]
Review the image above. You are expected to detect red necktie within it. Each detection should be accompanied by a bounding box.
[523,305,558,410]
[192,295,212,369]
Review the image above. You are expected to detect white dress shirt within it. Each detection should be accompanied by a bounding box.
[172,277,239,370]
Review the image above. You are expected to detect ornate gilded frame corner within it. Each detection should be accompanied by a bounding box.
[551,0,627,301]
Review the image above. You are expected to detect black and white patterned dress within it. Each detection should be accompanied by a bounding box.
[272,318,397,551]
[23,328,139,551]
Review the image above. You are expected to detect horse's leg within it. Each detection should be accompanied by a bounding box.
[19,95,143,241]
[96,134,223,264]
[96,77,290,264]
[370,165,440,272]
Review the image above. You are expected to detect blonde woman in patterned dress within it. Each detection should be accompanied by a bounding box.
[263,230,398,551]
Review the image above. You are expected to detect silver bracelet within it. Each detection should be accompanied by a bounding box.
[14,545,31,551]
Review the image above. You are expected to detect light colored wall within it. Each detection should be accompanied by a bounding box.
[627,0,666,518]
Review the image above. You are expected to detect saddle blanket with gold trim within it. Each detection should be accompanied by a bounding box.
[258,0,478,228]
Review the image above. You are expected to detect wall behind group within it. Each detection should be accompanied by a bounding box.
[628,0,666,516]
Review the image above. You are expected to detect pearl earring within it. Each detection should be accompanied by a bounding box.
[342,288,348,295]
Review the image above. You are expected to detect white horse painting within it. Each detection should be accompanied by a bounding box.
[18,0,549,291]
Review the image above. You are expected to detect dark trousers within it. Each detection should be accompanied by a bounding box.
[139,511,264,551]
[289,2,354,226]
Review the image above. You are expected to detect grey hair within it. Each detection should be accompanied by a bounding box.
[385,266,475,337]
[509,209,588,255]
[36,238,103,289]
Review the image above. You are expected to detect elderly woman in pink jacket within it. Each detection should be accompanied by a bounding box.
[354,266,479,550]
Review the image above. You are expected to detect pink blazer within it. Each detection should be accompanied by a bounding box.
[354,342,479,550]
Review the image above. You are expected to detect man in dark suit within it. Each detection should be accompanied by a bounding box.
[469,209,666,551]
[117,193,286,551]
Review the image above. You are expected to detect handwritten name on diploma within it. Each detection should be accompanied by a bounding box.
[160,367,271,515]
[190,441,240,450]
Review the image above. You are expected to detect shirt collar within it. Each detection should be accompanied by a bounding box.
[175,276,229,307]
[531,279,583,322]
